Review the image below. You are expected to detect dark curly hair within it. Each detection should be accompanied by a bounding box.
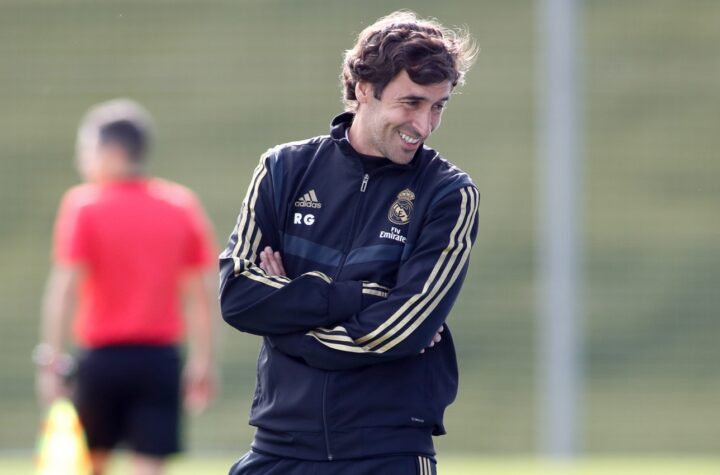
[341,11,477,111]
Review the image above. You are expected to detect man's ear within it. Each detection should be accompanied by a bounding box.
[355,81,373,104]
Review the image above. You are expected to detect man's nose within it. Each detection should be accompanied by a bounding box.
[412,110,433,138]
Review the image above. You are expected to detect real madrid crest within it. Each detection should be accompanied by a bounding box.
[388,189,415,225]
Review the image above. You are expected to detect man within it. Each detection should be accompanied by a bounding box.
[220,11,479,475]
[35,99,217,475]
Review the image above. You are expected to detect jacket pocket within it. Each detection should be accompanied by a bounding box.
[249,339,326,432]
[327,355,434,430]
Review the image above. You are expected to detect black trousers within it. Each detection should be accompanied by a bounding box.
[229,449,437,475]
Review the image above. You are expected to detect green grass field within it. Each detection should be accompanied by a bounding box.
[4,454,720,475]
[2,0,720,456]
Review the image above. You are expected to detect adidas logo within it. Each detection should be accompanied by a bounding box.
[295,190,322,209]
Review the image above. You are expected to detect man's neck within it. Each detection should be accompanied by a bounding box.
[346,113,374,157]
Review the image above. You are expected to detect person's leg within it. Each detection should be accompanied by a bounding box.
[128,347,182,462]
[414,455,437,475]
[75,349,125,475]
[228,450,311,475]
[230,452,435,475]
[131,453,166,475]
[89,449,111,475]
[314,454,435,475]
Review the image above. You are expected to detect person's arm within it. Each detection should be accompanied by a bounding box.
[36,187,90,406]
[35,264,81,406]
[181,270,217,414]
[219,153,366,336]
[269,185,480,370]
[259,247,446,354]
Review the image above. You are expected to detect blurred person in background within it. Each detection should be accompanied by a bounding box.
[35,99,218,475]
[220,11,478,475]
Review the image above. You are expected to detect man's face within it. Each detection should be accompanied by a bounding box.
[354,70,452,165]
[76,131,103,182]
[75,131,127,183]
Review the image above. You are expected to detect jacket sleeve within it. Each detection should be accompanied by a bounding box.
[268,185,480,370]
[219,153,363,336]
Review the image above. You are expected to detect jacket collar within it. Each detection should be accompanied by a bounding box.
[330,112,356,154]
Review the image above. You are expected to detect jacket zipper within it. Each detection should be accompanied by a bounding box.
[322,172,368,460]
[321,374,333,460]
[331,173,369,279]
[360,173,369,192]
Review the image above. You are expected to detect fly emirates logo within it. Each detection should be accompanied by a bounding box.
[379,226,407,243]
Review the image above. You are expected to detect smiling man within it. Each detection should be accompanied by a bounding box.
[220,11,478,475]
[349,70,451,165]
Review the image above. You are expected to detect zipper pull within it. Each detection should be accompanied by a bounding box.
[360,174,369,192]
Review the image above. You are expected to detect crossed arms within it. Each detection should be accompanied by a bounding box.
[218,155,480,371]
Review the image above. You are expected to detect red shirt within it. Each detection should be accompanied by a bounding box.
[53,178,216,348]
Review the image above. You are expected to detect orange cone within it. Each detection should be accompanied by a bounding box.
[36,398,91,475]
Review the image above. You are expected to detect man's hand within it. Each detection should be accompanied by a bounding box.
[183,358,216,415]
[181,270,218,415]
[37,266,80,407]
[260,246,287,277]
[33,344,74,407]
[420,325,444,354]
[35,368,69,407]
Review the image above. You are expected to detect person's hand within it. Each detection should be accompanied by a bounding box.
[420,326,444,354]
[34,345,73,407]
[259,246,287,277]
[183,358,217,415]
[36,369,67,407]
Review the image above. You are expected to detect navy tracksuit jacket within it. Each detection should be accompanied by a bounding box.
[219,112,480,461]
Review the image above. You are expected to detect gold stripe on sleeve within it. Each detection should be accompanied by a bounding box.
[306,187,478,355]
[362,289,389,298]
[304,271,333,284]
[375,188,478,353]
[306,332,366,353]
[362,282,390,298]
[357,187,477,350]
[240,270,284,289]
[232,155,269,273]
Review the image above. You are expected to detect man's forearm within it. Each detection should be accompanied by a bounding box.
[184,271,216,367]
[39,266,78,356]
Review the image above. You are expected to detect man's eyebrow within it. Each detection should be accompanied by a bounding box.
[397,94,451,103]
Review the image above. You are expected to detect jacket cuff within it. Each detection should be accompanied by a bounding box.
[327,280,363,321]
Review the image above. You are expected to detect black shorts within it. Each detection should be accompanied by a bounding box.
[74,345,182,457]
[228,450,437,475]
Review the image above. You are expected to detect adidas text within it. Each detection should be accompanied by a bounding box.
[295,201,322,208]
[295,190,322,209]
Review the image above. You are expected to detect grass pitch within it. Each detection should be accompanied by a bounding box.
[4,454,720,474]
